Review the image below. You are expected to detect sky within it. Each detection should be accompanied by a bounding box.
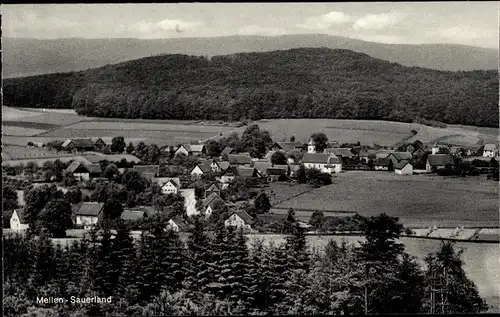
[2,2,499,49]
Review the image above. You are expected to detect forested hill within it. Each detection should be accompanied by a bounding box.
[3,48,499,127]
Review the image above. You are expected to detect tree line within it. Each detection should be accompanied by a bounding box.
[3,48,498,127]
[3,214,488,316]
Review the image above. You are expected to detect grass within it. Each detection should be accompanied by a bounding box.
[2,145,70,160]
[276,171,499,228]
[2,120,61,130]
[266,182,315,205]
[2,126,48,137]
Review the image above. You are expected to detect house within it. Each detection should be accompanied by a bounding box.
[74,202,104,229]
[237,166,261,178]
[220,146,236,158]
[228,154,252,166]
[394,161,413,175]
[218,166,260,188]
[387,152,413,164]
[175,144,205,156]
[65,161,102,181]
[120,210,146,222]
[426,154,455,172]
[94,138,107,151]
[374,150,395,159]
[62,139,96,152]
[132,165,160,178]
[301,153,342,174]
[10,209,29,231]
[272,142,303,152]
[210,160,230,173]
[180,188,198,217]
[161,164,184,176]
[483,144,498,157]
[354,148,370,163]
[253,161,273,176]
[190,160,212,176]
[323,148,355,159]
[205,183,221,198]
[167,217,189,232]
[374,157,390,171]
[412,148,426,159]
[267,165,290,182]
[154,177,181,195]
[203,192,225,217]
[224,211,254,230]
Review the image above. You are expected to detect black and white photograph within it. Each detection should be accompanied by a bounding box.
[2,2,499,316]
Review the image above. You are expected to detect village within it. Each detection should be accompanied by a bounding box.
[4,123,499,242]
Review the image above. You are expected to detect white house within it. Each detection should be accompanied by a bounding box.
[190,160,211,177]
[224,211,254,230]
[210,160,230,173]
[154,177,181,195]
[167,217,188,232]
[74,202,104,229]
[483,144,498,157]
[394,161,413,175]
[64,161,102,181]
[175,144,205,156]
[10,209,29,231]
[301,153,342,174]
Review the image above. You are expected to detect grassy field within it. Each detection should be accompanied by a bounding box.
[2,126,48,136]
[266,183,315,205]
[276,171,499,228]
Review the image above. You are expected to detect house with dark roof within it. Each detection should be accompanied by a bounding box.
[120,210,146,222]
[167,217,189,232]
[228,154,252,166]
[62,139,96,152]
[133,165,160,178]
[301,153,342,174]
[154,177,181,195]
[10,209,29,231]
[190,159,212,176]
[225,211,254,230]
[267,165,290,182]
[74,202,104,229]
[426,154,455,172]
[253,161,273,176]
[220,147,236,158]
[394,161,413,175]
[272,142,303,153]
[205,183,221,198]
[387,152,413,164]
[65,161,102,181]
[175,144,205,156]
[94,138,107,151]
[203,192,225,217]
[374,157,391,171]
[210,160,230,173]
[323,148,355,159]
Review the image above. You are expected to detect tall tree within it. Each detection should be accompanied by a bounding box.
[37,198,73,238]
[311,133,328,153]
[253,192,271,214]
[205,140,222,157]
[270,151,287,165]
[111,136,126,153]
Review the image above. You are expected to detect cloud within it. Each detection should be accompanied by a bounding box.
[352,12,404,31]
[134,19,204,37]
[299,11,351,30]
[238,25,288,36]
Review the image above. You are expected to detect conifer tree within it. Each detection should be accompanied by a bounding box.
[205,220,226,299]
[285,222,310,271]
[111,222,138,301]
[185,217,213,297]
[95,227,116,297]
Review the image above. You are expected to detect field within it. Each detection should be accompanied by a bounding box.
[275,171,499,228]
[266,182,315,205]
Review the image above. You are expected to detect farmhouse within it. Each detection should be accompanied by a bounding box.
[84,153,141,164]
[374,149,395,159]
[154,177,181,195]
[267,165,290,182]
[175,144,205,156]
[203,192,225,217]
[94,138,107,151]
[190,160,212,176]
[272,142,303,152]
[228,154,252,166]
[205,183,221,198]
[387,152,413,164]
[120,210,146,222]
[483,144,498,157]
[301,153,342,174]
[323,148,355,159]
[426,154,455,172]
[394,161,414,175]
[10,209,29,231]
[374,157,390,171]
[210,160,230,173]
[132,165,160,179]
[412,148,426,159]
[253,161,273,176]
[74,202,104,229]
[167,217,189,232]
[220,147,236,158]
[65,161,102,181]
[225,211,254,230]
[62,139,96,152]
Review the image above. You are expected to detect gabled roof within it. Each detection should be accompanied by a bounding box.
[71,203,83,215]
[323,148,354,158]
[264,150,278,160]
[302,153,341,164]
[142,172,156,181]
[394,160,412,170]
[65,161,83,174]
[374,150,395,158]
[203,192,224,208]
[12,209,28,223]
[484,144,497,151]
[86,164,102,174]
[128,206,158,218]
[273,142,303,152]
[206,183,221,192]
[389,152,413,161]
[228,211,254,225]
[216,161,230,171]
[221,147,235,156]
[236,166,258,178]
[62,138,95,148]
[84,154,141,164]
[193,160,212,173]
[427,154,454,166]
[75,202,104,217]
[121,210,145,221]
[154,177,181,189]
[253,162,273,174]
[189,144,205,152]
[133,165,159,176]
[228,154,252,165]
[255,213,289,223]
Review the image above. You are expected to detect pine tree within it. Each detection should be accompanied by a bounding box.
[234,228,252,310]
[111,222,138,301]
[205,220,226,299]
[285,222,310,271]
[95,227,116,297]
[185,217,213,297]
[246,239,267,312]
[266,244,290,313]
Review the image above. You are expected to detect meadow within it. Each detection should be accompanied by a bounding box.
[275,171,499,228]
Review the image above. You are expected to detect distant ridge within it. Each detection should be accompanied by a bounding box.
[3,34,498,77]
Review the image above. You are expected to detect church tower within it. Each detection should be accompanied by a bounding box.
[308,138,316,153]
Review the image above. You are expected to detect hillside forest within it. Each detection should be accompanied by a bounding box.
[3,48,498,127]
